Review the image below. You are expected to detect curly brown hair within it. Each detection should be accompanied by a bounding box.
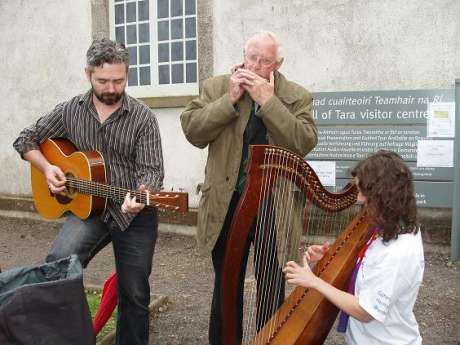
[351,150,418,242]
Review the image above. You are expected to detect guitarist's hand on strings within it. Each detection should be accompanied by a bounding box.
[121,185,146,214]
[45,165,67,196]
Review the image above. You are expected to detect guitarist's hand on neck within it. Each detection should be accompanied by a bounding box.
[121,184,147,214]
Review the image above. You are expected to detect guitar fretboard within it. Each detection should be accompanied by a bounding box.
[66,178,181,211]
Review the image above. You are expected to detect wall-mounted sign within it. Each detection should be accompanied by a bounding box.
[309,89,455,208]
[427,102,456,138]
[417,140,454,167]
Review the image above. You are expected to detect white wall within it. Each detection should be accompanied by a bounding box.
[0,0,208,207]
[213,0,460,91]
[155,108,207,207]
[1,0,92,195]
[2,0,459,211]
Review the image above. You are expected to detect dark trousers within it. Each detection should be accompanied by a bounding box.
[46,208,158,345]
[209,193,285,345]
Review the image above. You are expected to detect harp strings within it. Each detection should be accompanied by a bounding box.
[243,147,270,343]
[302,179,360,252]
[243,148,281,343]
[226,146,362,345]
[261,149,299,341]
[240,147,361,344]
[242,148,307,344]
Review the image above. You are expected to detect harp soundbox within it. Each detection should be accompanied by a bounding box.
[221,145,371,345]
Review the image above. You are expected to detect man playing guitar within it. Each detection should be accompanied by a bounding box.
[13,38,164,345]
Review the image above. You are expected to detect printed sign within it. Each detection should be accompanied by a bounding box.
[309,89,455,208]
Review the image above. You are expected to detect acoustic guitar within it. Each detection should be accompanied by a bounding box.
[31,138,188,220]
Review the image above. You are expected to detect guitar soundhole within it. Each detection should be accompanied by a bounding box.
[51,172,75,205]
[65,172,76,196]
[55,194,72,205]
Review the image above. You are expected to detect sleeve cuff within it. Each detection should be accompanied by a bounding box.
[257,95,282,118]
[221,93,240,117]
[15,142,40,159]
[358,295,386,323]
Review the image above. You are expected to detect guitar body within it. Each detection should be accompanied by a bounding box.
[31,138,107,219]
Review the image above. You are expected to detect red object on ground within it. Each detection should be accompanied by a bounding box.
[92,271,118,335]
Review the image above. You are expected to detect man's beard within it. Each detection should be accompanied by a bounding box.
[92,87,124,105]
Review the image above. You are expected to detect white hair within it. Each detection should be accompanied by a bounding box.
[244,31,283,62]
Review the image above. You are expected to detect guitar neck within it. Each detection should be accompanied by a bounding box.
[66,178,186,212]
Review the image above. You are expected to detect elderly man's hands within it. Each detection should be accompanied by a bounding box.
[229,67,275,106]
[238,69,274,106]
[228,63,246,104]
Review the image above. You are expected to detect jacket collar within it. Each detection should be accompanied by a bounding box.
[273,71,302,104]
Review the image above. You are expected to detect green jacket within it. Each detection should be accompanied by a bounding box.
[180,71,318,253]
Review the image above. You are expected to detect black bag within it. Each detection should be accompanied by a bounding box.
[0,255,95,345]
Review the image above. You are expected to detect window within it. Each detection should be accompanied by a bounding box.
[109,0,198,98]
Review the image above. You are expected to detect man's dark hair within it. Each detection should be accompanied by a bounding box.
[86,38,129,71]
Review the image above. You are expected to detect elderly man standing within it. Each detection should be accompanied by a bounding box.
[181,31,318,344]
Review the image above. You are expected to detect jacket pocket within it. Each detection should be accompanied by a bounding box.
[196,182,211,194]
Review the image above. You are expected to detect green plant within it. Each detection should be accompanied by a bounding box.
[86,290,118,342]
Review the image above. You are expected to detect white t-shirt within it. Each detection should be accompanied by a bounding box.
[345,230,425,345]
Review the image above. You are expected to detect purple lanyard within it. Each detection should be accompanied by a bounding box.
[337,230,378,332]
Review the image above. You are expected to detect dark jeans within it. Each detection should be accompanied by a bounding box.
[46,208,158,345]
[209,193,285,345]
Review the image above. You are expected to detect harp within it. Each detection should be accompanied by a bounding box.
[221,145,371,345]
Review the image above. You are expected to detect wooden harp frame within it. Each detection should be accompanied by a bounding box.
[221,145,371,345]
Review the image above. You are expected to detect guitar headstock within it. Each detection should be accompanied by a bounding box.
[149,192,188,213]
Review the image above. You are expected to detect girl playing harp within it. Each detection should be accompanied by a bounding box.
[284,150,424,345]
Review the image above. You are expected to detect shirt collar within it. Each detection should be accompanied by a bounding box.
[120,92,130,114]
[78,90,93,106]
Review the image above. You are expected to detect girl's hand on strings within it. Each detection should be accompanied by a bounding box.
[304,241,330,265]
[283,255,319,289]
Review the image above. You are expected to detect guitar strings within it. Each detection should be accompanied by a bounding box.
[64,178,180,210]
